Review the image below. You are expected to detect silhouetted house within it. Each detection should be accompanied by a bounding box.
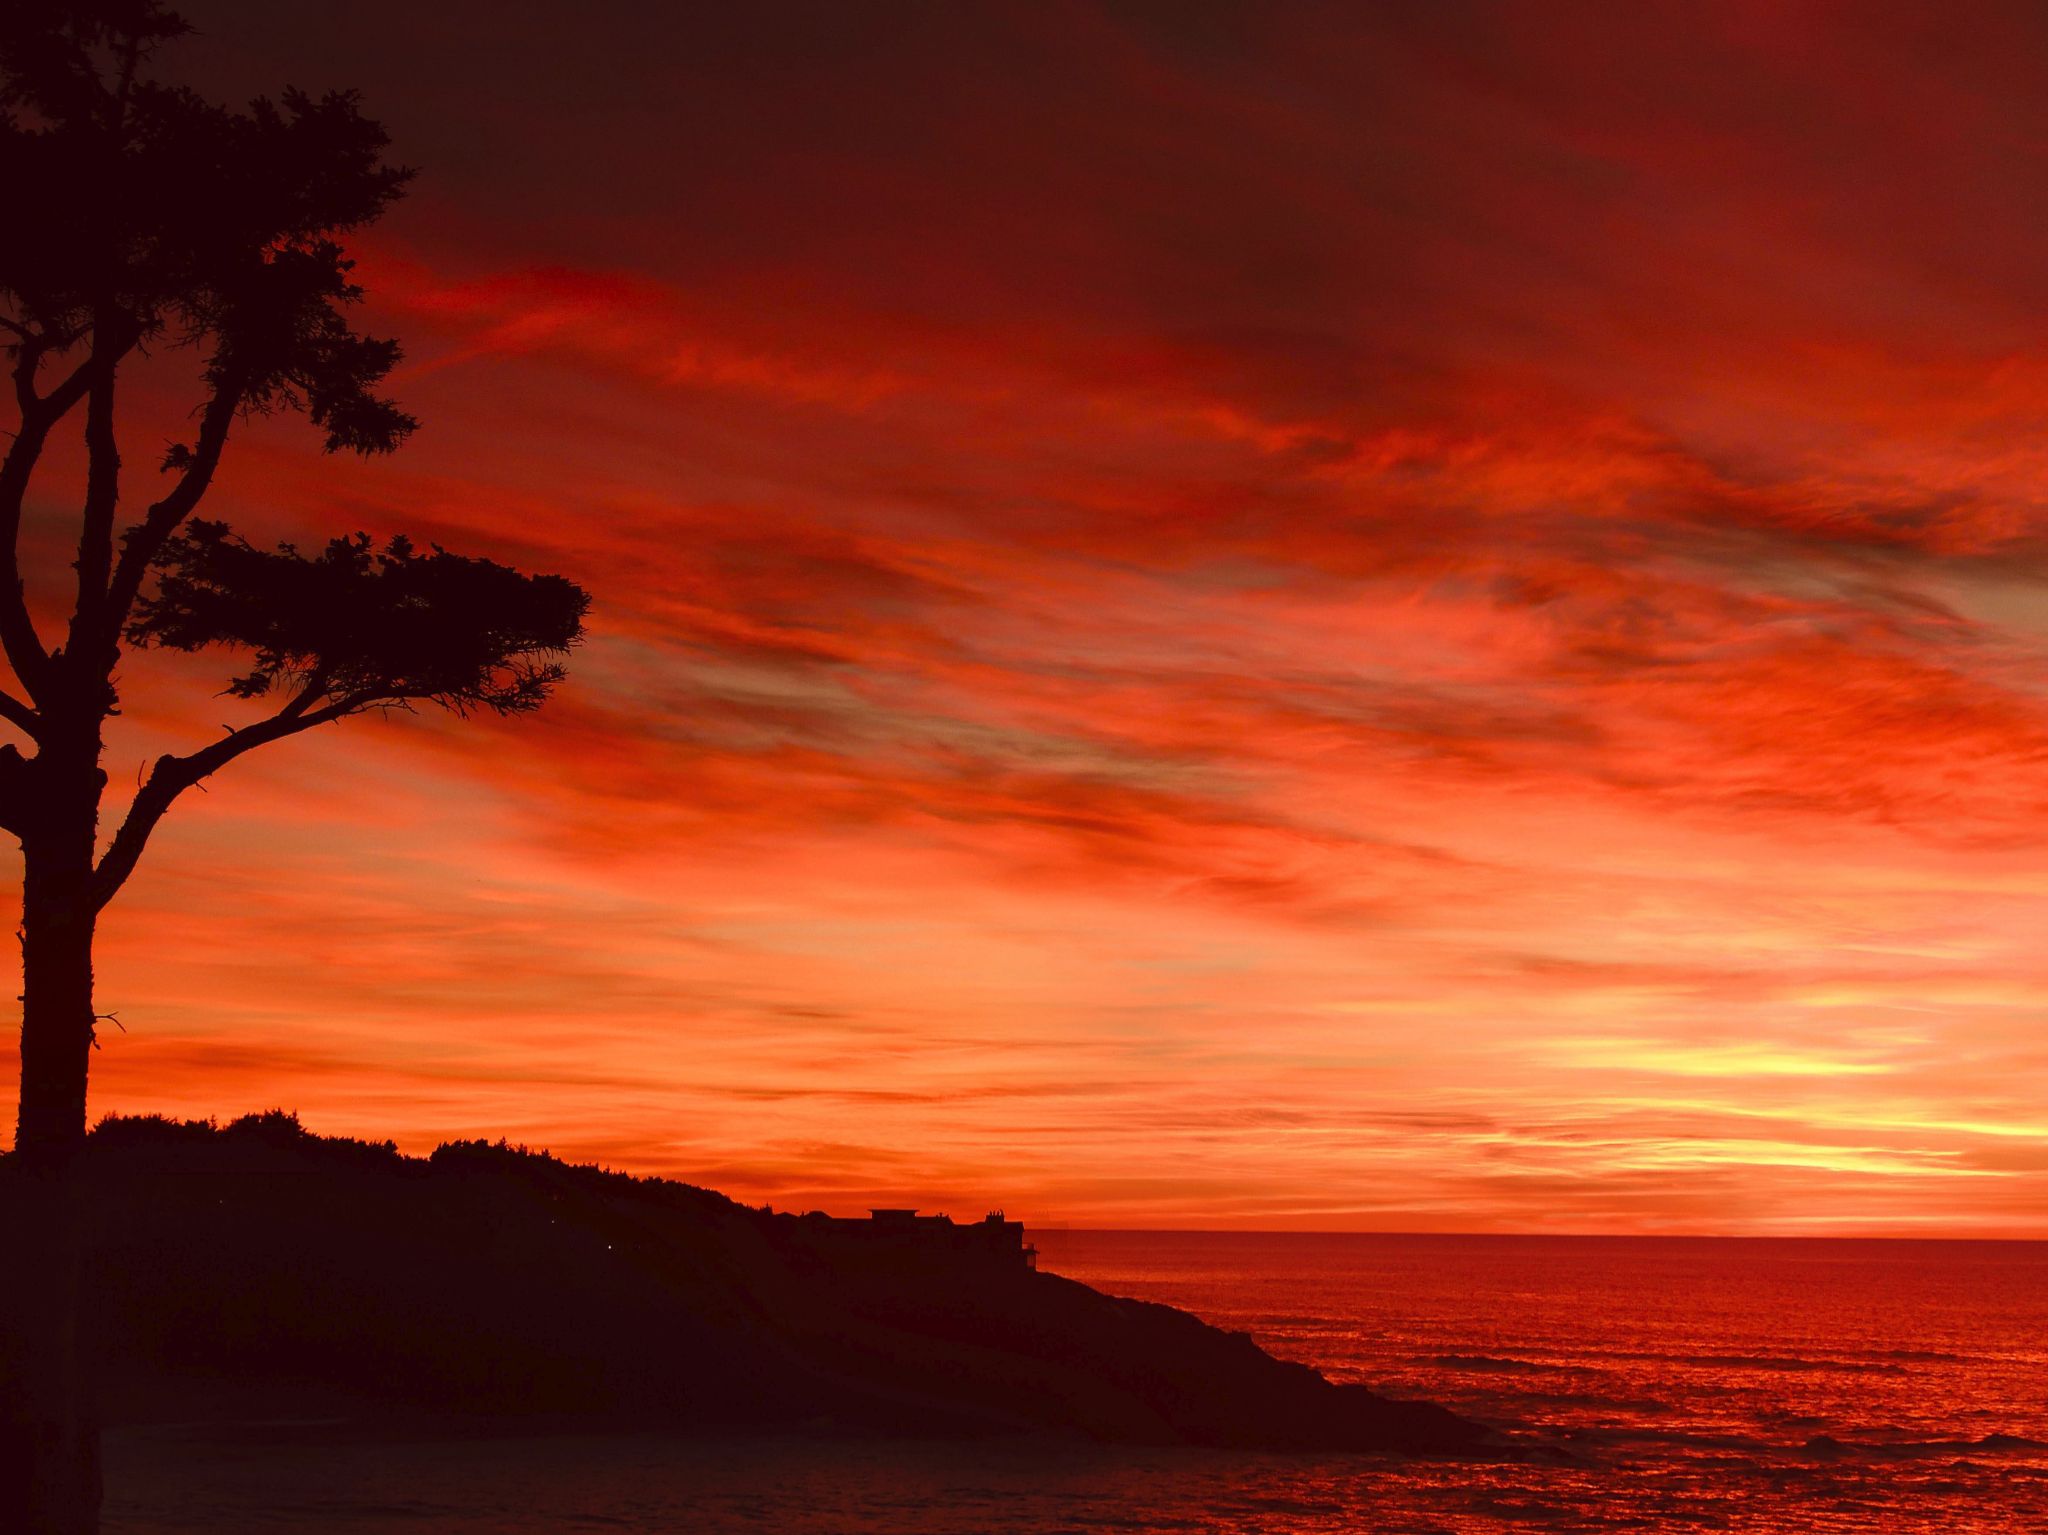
[791,1207,1037,1270]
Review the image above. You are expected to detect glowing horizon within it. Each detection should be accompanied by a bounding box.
[13,1,2048,1234]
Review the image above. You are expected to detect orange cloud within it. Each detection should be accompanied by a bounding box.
[16,0,2048,1234]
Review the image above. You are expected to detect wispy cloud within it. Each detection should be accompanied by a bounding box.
[31,0,2048,1233]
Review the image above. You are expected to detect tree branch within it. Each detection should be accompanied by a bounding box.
[8,325,46,418]
[68,316,136,666]
[99,365,249,652]
[0,687,40,741]
[89,687,369,909]
[7,324,90,423]
[0,742,37,839]
[0,342,94,703]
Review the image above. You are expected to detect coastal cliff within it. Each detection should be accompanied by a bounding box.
[18,1114,1484,1455]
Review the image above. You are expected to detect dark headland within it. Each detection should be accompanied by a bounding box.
[4,1113,1486,1456]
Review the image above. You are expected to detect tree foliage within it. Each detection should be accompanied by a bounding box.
[0,0,593,875]
[0,2,416,453]
[0,0,589,893]
[131,523,590,715]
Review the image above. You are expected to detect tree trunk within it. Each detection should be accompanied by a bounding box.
[17,854,98,1154]
[3,836,105,1535]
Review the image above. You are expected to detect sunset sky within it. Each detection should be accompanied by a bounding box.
[18,0,2048,1232]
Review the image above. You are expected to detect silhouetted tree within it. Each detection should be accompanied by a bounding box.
[0,4,588,1527]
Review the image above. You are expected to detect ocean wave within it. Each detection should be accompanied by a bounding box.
[1582,1349,1908,1375]
[1423,1355,1551,1374]
[1561,1427,2048,1463]
[1803,1432,2048,1461]
[1706,1355,1908,1375]
[1553,1424,1781,1456]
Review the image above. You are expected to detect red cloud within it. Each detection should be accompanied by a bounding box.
[29,0,2048,1233]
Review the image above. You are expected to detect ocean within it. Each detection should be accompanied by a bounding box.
[104,1232,2048,1532]
[1034,1230,2048,1531]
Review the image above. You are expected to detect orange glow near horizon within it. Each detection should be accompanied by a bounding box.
[13,1,2048,1233]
